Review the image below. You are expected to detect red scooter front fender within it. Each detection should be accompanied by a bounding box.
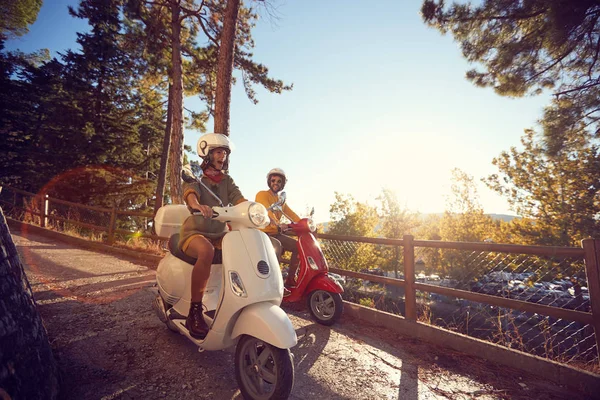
[305,274,344,295]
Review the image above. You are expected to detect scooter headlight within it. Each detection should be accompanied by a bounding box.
[307,218,316,232]
[229,271,248,297]
[248,202,269,228]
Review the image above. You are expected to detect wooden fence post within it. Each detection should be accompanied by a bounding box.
[107,207,117,244]
[39,192,46,228]
[403,234,417,321]
[42,193,49,228]
[582,238,600,364]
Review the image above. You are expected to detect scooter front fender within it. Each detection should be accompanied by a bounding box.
[306,274,344,295]
[231,303,297,349]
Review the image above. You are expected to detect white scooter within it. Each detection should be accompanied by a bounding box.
[152,165,297,400]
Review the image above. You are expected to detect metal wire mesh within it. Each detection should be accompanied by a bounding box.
[319,237,598,371]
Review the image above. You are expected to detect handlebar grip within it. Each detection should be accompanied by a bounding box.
[191,210,219,218]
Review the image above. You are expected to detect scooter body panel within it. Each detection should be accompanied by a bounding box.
[156,227,290,352]
[283,220,343,303]
[211,229,284,338]
[157,253,223,317]
[231,302,298,349]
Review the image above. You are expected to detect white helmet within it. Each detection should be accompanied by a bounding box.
[267,168,287,190]
[197,133,233,171]
[197,133,233,158]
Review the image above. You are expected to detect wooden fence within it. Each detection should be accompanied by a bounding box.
[0,185,166,243]
[2,184,599,366]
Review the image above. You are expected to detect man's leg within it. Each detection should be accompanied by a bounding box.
[276,234,299,287]
[183,236,214,339]
[269,236,283,261]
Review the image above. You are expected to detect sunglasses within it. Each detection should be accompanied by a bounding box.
[270,179,282,184]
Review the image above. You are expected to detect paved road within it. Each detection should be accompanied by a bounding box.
[11,227,586,400]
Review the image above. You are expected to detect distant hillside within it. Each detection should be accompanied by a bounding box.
[318,213,517,233]
[486,214,518,222]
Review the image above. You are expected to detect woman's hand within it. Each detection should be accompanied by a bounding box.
[185,193,212,218]
[193,204,213,218]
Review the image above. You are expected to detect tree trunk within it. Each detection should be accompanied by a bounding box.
[0,209,60,399]
[213,0,240,136]
[168,1,184,204]
[154,83,173,213]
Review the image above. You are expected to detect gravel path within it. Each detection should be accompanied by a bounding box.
[11,227,587,400]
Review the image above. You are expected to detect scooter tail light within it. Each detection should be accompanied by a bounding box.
[229,271,248,297]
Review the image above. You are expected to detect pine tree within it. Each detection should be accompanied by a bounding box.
[486,129,600,246]
[421,0,600,151]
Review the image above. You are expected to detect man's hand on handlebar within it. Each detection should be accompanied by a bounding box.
[279,223,290,233]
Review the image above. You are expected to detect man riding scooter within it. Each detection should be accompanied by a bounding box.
[255,168,301,292]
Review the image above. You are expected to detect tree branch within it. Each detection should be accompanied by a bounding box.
[554,80,600,97]
[197,15,218,45]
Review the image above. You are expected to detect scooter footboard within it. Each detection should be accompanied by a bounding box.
[231,303,298,349]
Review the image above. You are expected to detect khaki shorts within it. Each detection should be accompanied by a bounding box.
[181,233,223,255]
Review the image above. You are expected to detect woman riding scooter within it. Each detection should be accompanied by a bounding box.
[153,140,297,398]
[179,133,246,339]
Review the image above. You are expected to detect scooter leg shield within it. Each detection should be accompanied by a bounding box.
[231,303,298,349]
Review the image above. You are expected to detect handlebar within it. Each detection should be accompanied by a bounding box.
[192,210,219,218]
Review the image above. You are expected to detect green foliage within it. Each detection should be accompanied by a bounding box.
[421,0,600,152]
[0,0,42,39]
[325,192,381,272]
[328,192,379,237]
[0,0,164,210]
[486,129,600,246]
[376,188,420,276]
[415,170,509,282]
[359,297,375,308]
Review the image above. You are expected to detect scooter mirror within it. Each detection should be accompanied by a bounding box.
[190,161,203,178]
[181,164,197,183]
[278,191,287,206]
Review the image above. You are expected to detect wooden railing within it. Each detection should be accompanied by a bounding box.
[0,185,166,243]
[316,231,600,363]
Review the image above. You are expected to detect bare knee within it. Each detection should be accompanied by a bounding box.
[186,237,215,264]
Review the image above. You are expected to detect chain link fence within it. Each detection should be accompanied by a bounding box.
[319,236,599,372]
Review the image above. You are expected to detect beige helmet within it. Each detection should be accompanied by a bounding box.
[267,168,287,191]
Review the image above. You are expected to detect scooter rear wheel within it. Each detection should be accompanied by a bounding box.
[235,335,294,400]
[307,290,343,326]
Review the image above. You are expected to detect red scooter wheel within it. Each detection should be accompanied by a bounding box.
[307,290,343,326]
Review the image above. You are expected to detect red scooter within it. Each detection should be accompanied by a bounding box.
[271,194,344,326]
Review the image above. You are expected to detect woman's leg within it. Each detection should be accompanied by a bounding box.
[183,236,214,338]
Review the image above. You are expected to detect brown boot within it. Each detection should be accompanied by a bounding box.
[186,302,209,339]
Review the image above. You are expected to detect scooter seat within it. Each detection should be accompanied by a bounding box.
[168,234,222,265]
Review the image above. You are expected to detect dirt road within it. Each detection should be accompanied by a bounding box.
[11,227,586,400]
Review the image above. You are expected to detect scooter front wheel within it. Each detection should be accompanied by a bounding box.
[307,290,343,326]
[235,335,294,400]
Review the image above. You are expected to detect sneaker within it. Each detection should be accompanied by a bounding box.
[185,302,209,339]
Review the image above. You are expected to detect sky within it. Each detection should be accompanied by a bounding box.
[6,0,552,223]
